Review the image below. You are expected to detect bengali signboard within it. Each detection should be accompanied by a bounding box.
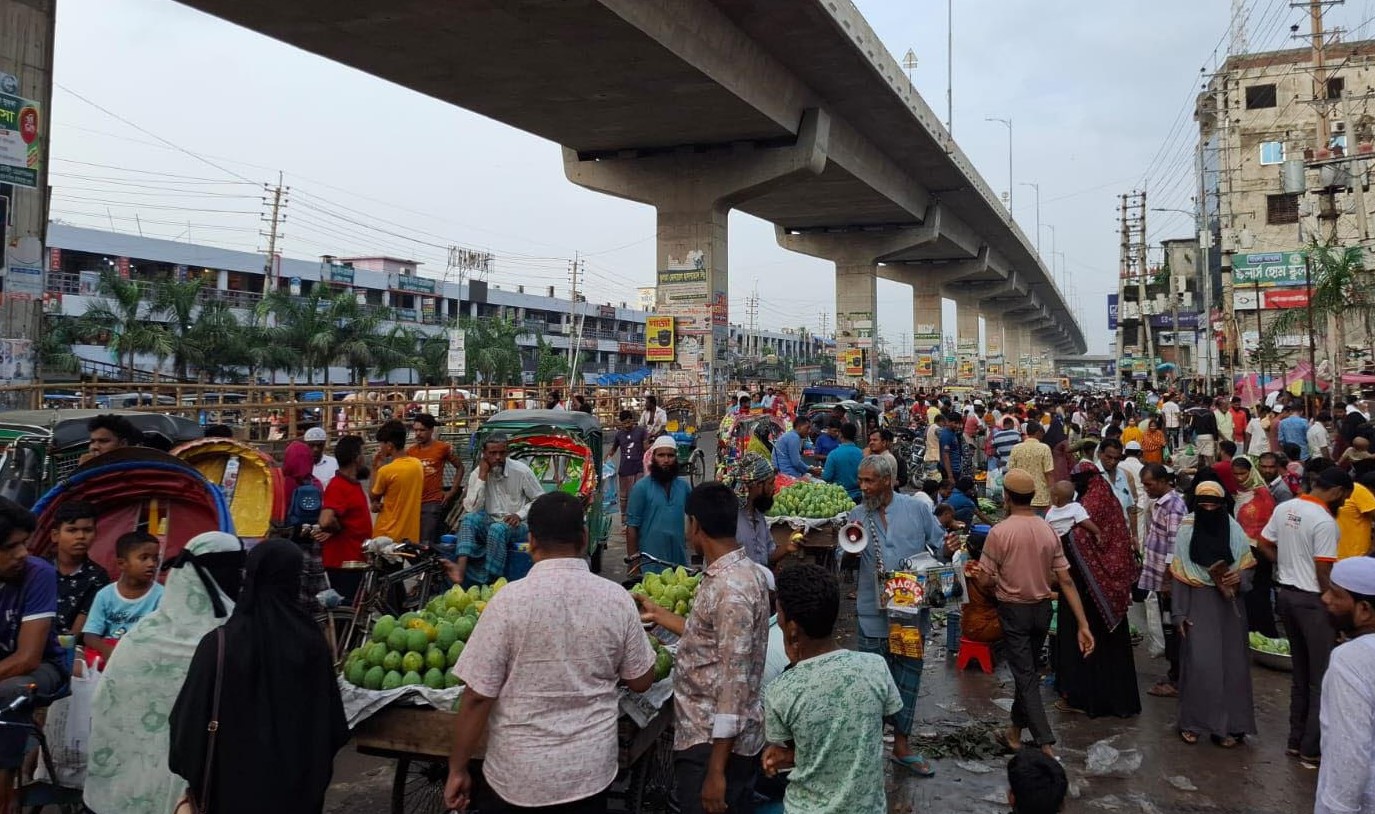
[1107,294,1119,330]
[656,265,709,305]
[956,338,978,353]
[1233,287,1312,311]
[4,266,42,299]
[1232,252,1307,287]
[662,305,711,335]
[844,349,864,377]
[646,315,676,362]
[916,355,933,377]
[0,92,41,188]
[326,263,355,285]
[1147,311,1201,328]
[395,274,436,295]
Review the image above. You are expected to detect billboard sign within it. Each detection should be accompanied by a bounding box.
[447,330,466,378]
[0,92,41,188]
[1233,251,1307,287]
[1233,287,1312,311]
[844,349,864,377]
[646,315,676,362]
[1107,294,1119,330]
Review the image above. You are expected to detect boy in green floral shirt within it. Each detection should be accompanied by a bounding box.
[762,564,902,813]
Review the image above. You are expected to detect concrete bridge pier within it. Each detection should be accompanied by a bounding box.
[912,276,944,384]
[563,108,830,392]
[778,215,942,385]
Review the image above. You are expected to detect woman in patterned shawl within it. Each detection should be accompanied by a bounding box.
[83,531,245,814]
[1053,460,1142,719]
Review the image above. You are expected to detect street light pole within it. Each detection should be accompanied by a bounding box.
[986,116,1012,213]
[1020,182,1041,257]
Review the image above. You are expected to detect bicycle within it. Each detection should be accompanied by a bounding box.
[0,685,83,814]
[621,551,701,585]
[320,537,453,665]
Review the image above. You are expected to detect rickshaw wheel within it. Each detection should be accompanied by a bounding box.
[688,448,706,487]
[625,727,678,813]
[390,757,448,814]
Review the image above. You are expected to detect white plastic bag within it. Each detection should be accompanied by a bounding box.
[986,467,1004,503]
[1144,591,1166,658]
[35,658,98,788]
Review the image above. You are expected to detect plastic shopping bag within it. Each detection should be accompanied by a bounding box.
[1144,591,1166,658]
[35,658,98,788]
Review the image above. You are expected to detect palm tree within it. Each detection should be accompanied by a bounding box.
[37,316,82,380]
[78,271,173,377]
[1265,241,1375,383]
[184,301,252,382]
[462,316,525,385]
[412,330,452,385]
[150,277,205,381]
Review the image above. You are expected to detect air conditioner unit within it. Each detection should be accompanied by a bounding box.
[1336,121,1348,133]
[1181,292,1195,308]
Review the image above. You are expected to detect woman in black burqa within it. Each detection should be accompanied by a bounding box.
[169,538,348,813]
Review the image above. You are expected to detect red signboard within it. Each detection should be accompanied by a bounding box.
[116,257,130,279]
[618,342,644,356]
[1263,288,1310,308]
[47,248,60,272]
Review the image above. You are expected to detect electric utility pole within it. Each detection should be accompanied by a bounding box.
[260,171,288,289]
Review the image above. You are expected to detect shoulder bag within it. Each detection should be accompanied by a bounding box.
[174,627,226,814]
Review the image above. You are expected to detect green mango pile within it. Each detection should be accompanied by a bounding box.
[764,481,855,519]
[629,566,701,616]
[343,578,508,691]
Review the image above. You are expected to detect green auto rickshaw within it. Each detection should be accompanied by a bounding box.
[468,409,612,574]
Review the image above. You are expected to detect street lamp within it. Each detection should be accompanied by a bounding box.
[1020,182,1041,257]
[986,116,1012,213]
[1042,224,1056,275]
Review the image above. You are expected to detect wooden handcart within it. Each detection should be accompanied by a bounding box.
[353,698,675,814]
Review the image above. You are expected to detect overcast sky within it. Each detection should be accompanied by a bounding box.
[47,0,1375,354]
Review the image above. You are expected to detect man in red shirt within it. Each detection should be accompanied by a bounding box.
[314,435,373,602]
[1230,397,1249,446]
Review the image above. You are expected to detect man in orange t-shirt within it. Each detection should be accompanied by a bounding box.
[408,413,466,546]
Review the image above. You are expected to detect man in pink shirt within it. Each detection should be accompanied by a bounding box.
[445,492,656,812]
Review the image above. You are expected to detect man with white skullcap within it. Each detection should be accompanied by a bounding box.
[625,435,690,573]
[1316,556,1375,813]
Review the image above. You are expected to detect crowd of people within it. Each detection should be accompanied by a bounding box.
[0,382,1369,812]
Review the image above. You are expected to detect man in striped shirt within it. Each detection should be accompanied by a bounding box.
[990,416,1022,469]
[1138,463,1186,697]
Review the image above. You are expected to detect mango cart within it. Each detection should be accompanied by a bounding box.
[352,693,674,814]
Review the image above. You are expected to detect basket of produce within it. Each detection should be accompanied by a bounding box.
[1249,632,1292,672]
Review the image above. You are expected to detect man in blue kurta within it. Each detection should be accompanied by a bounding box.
[773,416,820,478]
[848,453,945,778]
[822,422,865,501]
[626,435,690,572]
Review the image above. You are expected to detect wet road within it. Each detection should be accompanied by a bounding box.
[324,522,1318,814]
[325,440,1320,813]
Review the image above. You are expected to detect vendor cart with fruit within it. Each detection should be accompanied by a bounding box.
[764,479,857,570]
[343,578,682,813]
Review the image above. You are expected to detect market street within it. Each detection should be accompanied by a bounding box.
[323,439,1320,814]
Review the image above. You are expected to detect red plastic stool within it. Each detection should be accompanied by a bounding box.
[956,637,994,673]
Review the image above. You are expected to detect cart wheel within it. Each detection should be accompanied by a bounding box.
[626,726,678,813]
[390,757,448,814]
[688,448,706,487]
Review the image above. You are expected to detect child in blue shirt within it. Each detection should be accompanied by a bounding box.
[82,530,163,663]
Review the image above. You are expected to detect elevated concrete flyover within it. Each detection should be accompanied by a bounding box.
[176,0,1086,383]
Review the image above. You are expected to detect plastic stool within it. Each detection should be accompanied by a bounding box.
[956,637,994,673]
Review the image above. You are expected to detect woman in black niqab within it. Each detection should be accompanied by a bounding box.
[169,539,348,814]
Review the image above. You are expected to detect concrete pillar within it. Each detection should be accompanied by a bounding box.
[951,294,981,385]
[565,109,830,397]
[984,311,1005,383]
[912,276,944,383]
[777,214,942,385]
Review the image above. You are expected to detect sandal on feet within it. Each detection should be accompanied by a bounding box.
[891,754,936,777]
[1178,730,1199,745]
[1299,755,1321,770]
[1003,731,1023,752]
[1147,681,1179,697]
[1053,699,1085,714]
[1214,735,1240,748]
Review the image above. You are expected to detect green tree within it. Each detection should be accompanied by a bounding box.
[257,288,393,385]
[78,272,174,377]
[534,336,569,384]
[37,316,82,379]
[412,330,453,386]
[150,277,205,381]
[462,316,525,385]
[1265,241,1375,382]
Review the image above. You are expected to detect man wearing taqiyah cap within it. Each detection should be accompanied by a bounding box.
[977,468,1095,757]
[625,435,691,572]
[304,426,339,489]
[1316,555,1375,812]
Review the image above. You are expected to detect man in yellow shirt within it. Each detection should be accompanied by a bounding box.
[1007,422,1055,511]
[370,421,424,545]
[1336,478,1375,559]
